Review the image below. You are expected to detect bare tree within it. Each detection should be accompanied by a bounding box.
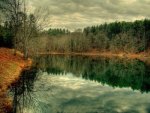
[0,0,37,58]
[0,0,51,58]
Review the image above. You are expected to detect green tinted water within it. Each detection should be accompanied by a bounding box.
[10,56,150,113]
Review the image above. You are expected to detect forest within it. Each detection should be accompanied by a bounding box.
[1,0,150,56]
[1,18,150,54]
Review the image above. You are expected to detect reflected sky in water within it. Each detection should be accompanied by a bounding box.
[10,56,150,113]
[12,72,150,113]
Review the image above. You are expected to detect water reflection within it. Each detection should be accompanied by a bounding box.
[36,55,150,93]
[10,68,39,113]
[10,56,150,113]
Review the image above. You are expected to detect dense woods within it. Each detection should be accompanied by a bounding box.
[36,19,150,53]
[84,19,150,53]
[1,8,150,54]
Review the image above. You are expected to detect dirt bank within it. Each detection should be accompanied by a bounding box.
[0,48,32,113]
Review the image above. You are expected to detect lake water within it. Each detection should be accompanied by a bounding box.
[10,55,150,113]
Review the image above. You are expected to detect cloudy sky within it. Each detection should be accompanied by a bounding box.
[29,0,150,30]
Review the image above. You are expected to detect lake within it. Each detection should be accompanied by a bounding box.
[9,55,150,113]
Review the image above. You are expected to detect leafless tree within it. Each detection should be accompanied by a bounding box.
[0,0,51,58]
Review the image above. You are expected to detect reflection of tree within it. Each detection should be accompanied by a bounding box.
[10,68,39,113]
[83,59,150,93]
[37,55,150,93]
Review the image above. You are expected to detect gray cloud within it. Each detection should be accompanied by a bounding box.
[29,0,150,30]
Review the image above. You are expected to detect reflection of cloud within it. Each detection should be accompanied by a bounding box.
[24,73,150,113]
[28,0,150,30]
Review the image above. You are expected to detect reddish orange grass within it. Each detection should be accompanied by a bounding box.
[0,48,32,113]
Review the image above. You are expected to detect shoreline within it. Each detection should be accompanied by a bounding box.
[39,51,150,58]
[39,51,150,64]
[0,48,32,113]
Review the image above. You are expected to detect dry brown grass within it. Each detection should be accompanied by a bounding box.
[40,51,149,58]
[0,48,32,113]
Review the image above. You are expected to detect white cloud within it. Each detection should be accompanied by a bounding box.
[29,0,150,30]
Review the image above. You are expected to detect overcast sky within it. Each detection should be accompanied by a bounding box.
[29,0,150,30]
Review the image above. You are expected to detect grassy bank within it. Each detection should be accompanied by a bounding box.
[40,50,150,64]
[0,48,32,113]
[40,51,150,59]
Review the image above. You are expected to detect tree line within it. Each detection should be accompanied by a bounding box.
[40,19,150,53]
[84,19,150,53]
[0,1,150,54]
[47,28,70,36]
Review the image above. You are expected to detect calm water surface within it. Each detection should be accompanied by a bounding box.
[10,56,150,113]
